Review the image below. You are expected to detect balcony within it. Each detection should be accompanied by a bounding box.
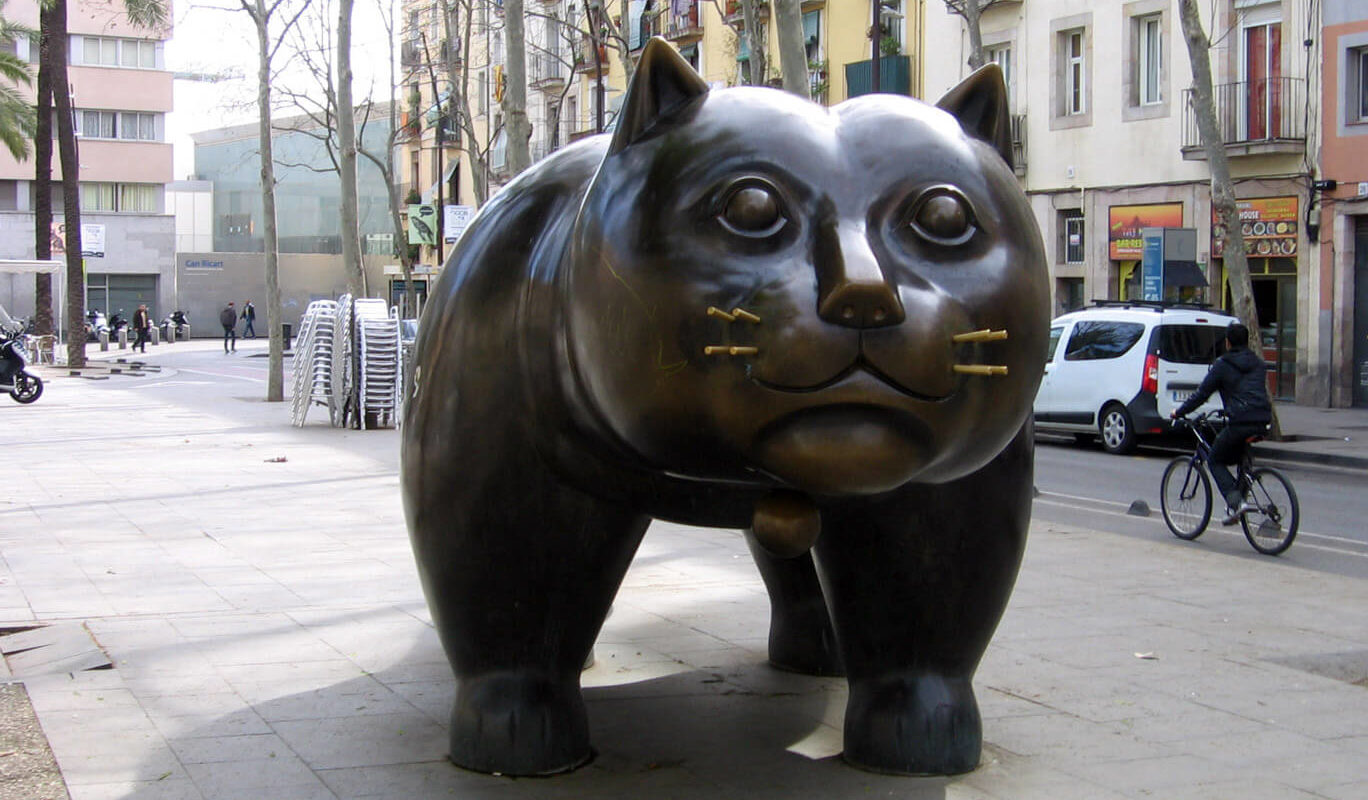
[575,42,610,76]
[845,55,911,97]
[530,52,565,91]
[400,41,422,67]
[1181,77,1306,160]
[665,2,702,44]
[724,0,767,27]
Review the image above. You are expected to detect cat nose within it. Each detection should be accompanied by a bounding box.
[817,222,905,329]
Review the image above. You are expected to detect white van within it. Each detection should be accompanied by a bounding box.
[1034,303,1241,454]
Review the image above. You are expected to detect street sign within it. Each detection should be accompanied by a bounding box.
[1141,228,1164,302]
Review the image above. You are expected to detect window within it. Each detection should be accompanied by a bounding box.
[1050,15,1092,128]
[1063,321,1144,361]
[1138,14,1161,105]
[565,94,578,138]
[1350,46,1368,124]
[1060,210,1084,264]
[1047,325,1064,361]
[80,182,159,212]
[880,0,904,54]
[80,110,158,141]
[1065,31,1085,115]
[803,10,821,63]
[80,36,157,69]
[1156,325,1225,364]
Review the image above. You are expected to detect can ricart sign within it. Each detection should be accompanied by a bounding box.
[1211,196,1298,258]
[1109,203,1184,259]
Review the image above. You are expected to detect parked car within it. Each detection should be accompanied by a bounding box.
[1033,302,1241,454]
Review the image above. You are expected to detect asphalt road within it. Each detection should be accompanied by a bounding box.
[85,342,1368,579]
[1033,436,1368,579]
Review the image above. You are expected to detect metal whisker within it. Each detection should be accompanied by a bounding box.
[953,364,1008,376]
[952,329,1008,343]
[704,346,759,356]
[707,306,761,323]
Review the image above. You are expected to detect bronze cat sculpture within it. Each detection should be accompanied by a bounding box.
[402,38,1049,777]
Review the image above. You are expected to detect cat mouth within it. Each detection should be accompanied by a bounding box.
[750,357,952,402]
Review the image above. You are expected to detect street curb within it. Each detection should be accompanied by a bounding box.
[1250,443,1368,472]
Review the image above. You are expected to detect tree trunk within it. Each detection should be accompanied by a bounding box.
[33,18,53,340]
[444,0,488,205]
[773,0,807,99]
[336,0,366,298]
[49,0,85,368]
[503,0,532,175]
[251,0,285,401]
[963,0,985,69]
[738,0,766,86]
[1176,0,1278,435]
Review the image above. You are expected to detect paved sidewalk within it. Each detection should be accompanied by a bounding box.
[3,348,1367,799]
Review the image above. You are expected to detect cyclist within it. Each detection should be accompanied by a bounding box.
[1170,322,1273,525]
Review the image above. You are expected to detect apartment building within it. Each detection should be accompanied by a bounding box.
[1319,0,1368,407]
[395,0,928,277]
[925,0,1326,405]
[0,0,175,325]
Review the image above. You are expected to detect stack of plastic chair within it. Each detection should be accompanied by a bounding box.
[329,294,355,427]
[357,312,402,429]
[290,299,338,427]
[349,299,393,429]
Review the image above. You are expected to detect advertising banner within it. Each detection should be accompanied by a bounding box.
[1141,229,1165,301]
[407,204,437,246]
[1109,203,1184,259]
[1211,196,1298,258]
[444,205,474,243]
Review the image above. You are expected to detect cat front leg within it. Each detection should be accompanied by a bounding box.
[407,450,650,776]
[813,425,1033,775]
[744,532,844,676]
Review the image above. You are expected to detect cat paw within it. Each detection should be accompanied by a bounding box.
[841,673,981,775]
[448,673,591,776]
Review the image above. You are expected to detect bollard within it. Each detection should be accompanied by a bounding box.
[118,328,128,349]
[166,325,175,343]
[99,330,110,351]
[150,326,160,346]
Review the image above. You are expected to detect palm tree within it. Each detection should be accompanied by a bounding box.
[34,0,165,366]
[0,4,35,160]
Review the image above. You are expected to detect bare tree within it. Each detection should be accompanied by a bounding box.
[335,0,366,296]
[737,0,766,85]
[1176,0,1277,435]
[240,0,312,402]
[502,0,531,175]
[772,0,807,98]
[943,0,1007,70]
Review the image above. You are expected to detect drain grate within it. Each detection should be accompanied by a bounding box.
[0,623,111,678]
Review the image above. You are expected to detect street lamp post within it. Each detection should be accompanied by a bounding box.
[421,32,447,266]
[871,0,881,93]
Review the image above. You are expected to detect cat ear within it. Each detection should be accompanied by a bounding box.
[935,63,1014,170]
[608,37,710,155]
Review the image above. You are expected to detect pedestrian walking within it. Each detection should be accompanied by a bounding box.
[130,303,151,354]
[242,300,257,338]
[220,302,238,353]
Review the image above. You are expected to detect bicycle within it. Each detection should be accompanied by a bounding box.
[1160,409,1299,555]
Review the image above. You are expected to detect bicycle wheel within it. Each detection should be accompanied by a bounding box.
[1160,456,1211,540]
[1240,467,1299,555]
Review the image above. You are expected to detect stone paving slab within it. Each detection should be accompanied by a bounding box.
[2,361,1366,799]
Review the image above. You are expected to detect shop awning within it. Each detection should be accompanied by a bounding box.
[1163,261,1208,287]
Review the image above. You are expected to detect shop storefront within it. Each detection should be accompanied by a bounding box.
[1109,203,1205,302]
[1212,196,1300,400]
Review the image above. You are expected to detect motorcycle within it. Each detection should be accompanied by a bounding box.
[0,315,43,404]
[85,309,109,337]
[159,310,189,338]
[107,310,129,337]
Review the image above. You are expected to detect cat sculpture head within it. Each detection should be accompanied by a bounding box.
[564,39,1049,498]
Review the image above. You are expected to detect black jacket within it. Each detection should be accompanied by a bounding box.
[1175,346,1272,424]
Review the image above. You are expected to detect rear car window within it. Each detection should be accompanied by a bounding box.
[1063,321,1145,361]
[1046,326,1064,361]
[1156,324,1227,364]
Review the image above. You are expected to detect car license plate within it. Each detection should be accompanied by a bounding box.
[1172,390,1193,403]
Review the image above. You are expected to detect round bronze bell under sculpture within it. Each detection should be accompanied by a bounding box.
[401,37,1050,777]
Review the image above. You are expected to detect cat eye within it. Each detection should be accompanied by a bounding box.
[906,186,976,246]
[717,180,787,238]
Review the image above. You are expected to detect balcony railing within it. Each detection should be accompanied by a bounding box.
[665,2,702,42]
[530,52,565,90]
[575,42,609,75]
[1181,77,1306,159]
[845,55,911,97]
